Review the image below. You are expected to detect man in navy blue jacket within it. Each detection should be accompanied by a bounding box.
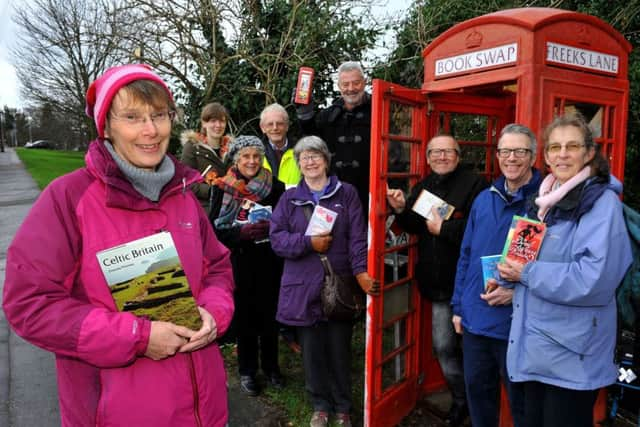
[451,124,542,427]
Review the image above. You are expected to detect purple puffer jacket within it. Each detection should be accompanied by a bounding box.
[2,140,234,427]
[270,176,367,326]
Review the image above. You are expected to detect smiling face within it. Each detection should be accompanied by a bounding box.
[337,69,366,109]
[260,110,289,147]
[202,117,226,140]
[235,147,263,179]
[544,125,595,184]
[298,149,328,181]
[427,135,459,175]
[104,89,172,171]
[497,132,535,191]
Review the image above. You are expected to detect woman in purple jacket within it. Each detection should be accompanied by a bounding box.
[2,64,234,426]
[270,135,379,427]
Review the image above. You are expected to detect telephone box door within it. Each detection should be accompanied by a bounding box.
[366,80,516,427]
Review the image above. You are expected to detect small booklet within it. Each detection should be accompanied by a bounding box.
[305,205,338,236]
[235,199,272,225]
[411,189,455,220]
[96,231,202,331]
[501,216,547,265]
[481,255,502,293]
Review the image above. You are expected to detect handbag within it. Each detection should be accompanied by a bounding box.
[302,204,365,321]
[318,254,365,321]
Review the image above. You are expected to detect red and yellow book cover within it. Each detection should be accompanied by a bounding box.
[500,216,546,265]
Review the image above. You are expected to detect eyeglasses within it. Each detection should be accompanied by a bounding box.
[497,148,531,158]
[110,110,175,128]
[299,153,323,163]
[546,142,585,154]
[428,148,458,157]
[263,121,287,129]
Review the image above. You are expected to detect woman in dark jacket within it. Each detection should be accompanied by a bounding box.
[209,135,285,397]
[270,136,379,427]
[181,102,233,213]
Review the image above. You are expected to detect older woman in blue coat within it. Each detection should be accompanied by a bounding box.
[499,113,632,427]
[270,136,379,427]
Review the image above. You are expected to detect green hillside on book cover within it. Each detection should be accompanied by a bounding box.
[97,232,202,330]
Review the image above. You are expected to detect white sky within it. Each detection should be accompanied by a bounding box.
[0,0,412,109]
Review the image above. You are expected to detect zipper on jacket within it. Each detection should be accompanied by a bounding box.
[188,354,203,427]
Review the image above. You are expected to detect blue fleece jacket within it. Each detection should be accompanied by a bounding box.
[451,169,542,340]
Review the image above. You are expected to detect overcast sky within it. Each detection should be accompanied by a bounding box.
[0,0,411,109]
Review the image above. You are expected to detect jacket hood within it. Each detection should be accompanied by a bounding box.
[180,130,204,146]
[608,174,623,195]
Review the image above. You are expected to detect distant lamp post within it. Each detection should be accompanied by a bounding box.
[27,115,32,143]
[0,111,5,153]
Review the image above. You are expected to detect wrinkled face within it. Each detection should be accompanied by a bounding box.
[202,117,226,139]
[497,132,535,190]
[427,136,459,175]
[298,150,327,180]
[235,147,262,179]
[104,89,172,171]
[259,111,289,147]
[337,69,366,108]
[544,125,595,185]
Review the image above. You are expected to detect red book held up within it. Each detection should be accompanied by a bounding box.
[500,216,546,265]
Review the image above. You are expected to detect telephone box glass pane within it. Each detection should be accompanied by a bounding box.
[553,98,604,138]
[383,283,411,322]
[382,351,406,389]
[388,140,412,175]
[389,102,413,136]
[382,318,406,355]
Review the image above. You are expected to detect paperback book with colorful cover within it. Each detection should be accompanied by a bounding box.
[480,254,502,293]
[305,205,338,236]
[411,189,455,221]
[501,216,547,265]
[96,231,202,331]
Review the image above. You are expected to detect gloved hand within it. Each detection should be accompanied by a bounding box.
[239,221,270,241]
[291,87,315,120]
[310,234,332,253]
[356,272,380,296]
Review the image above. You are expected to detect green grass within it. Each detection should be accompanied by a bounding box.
[15,148,85,189]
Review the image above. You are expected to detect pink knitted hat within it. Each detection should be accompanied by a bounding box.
[85,64,173,138]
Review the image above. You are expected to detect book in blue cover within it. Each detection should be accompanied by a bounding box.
[481,254,502,293]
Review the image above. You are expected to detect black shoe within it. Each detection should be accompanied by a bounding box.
[445,403,469,427]
[239,375,260,396]
[268,372,285,390]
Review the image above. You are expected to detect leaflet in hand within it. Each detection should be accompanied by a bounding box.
[305,205,338,236]
[481,255,502,293]
[96,231,202,331]
[411,189,455,220]
[501,216,547,265]
[235,199,272,225]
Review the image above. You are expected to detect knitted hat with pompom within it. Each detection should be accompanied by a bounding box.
[85,64,173,138]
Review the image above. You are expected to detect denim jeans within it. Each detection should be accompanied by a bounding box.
[462,331,524,427]
[432,301,466,407]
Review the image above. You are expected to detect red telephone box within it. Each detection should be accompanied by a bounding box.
[365,8,631,427]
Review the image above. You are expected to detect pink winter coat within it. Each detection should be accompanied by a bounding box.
[2,141,234,427]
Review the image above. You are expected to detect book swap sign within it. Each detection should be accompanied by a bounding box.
[501,216,547,265]
[96,231,202,330]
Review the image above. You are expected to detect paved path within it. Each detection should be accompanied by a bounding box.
[0,148,59,427]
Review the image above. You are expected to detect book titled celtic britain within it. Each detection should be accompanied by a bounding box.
[96,231,202,330]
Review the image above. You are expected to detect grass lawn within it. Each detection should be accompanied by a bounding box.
[15,148,85,189]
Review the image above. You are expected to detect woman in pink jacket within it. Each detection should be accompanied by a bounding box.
[2,64,235,427]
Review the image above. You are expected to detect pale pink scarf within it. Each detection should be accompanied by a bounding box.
[535,166,592,221]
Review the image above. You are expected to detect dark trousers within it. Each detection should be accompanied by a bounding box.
[298,320,353,414]
[520,381,598,427]
[234,272,280,377]
[462,331,524,427]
